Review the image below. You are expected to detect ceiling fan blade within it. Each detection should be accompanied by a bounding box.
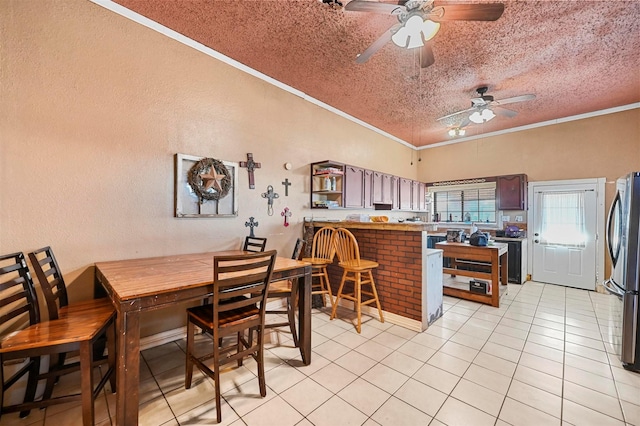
[355,24,400,63]
[436,107,475,122]
[419,41,435,68]
[345,0,405,15]
[459,116,471,128]
[494,106,518,118]
[494,94,536,105]
[430,3,505,22]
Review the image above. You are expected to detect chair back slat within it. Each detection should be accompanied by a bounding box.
[28,247,68,320]
[333,228,361,266]
[312,227,336,261]
[212,251,277,313]
[243,237,267,253]
[0,252,40,337]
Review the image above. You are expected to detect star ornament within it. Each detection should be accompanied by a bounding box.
[200,166,225,192]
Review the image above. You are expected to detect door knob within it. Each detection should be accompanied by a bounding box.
[534,233,539,236]
[534,239,539,243]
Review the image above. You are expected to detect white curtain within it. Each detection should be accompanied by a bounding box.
[539,191,587,247]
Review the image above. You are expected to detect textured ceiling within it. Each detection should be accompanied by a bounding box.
[112,0,640,147]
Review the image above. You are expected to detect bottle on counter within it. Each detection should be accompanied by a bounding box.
[331,176,336,191]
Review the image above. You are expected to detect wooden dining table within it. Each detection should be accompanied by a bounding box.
[94,250,312,426]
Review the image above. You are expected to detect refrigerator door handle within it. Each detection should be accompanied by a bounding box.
[603,278,625,299]
[606,191,622,267]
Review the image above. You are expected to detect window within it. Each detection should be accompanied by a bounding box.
[539,190,587,247]
[430,183,497,223]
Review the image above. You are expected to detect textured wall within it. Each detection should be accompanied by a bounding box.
[0,0,414,337]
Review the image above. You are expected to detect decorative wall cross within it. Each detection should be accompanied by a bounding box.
[261,185,279,216]
[239,153,261,189]
[245,216,259,237]
[281,207,292,227]
[281,178,291,196]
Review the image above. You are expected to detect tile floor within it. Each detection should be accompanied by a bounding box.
[3,281,640,425]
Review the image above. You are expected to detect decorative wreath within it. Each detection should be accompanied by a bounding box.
[187,157,232,202]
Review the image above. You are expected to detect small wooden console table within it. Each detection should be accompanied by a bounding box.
[436,241,508,307]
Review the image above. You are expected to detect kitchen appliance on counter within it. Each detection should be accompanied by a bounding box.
[603,172,640,372]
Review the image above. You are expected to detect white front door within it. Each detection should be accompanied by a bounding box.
[531,181,599,290]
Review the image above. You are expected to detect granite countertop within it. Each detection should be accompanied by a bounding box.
[305,220,436,232]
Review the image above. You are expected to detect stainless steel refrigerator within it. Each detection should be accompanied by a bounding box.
[603,171,640,372]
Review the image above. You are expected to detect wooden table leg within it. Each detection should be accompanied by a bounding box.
[298,265,312,365]
[116,308,141,425]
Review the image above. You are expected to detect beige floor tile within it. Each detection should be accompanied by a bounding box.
[564,341,609,363]
[621,400,640,425]
[489,331,527,350]
[616,381,640,405]
[410,332,447,351]
[334,349,377,376]
[564,353,613,379]
[530,324,565,340]
[396,339,437,362]
[564,365,618,397]
[263,362,307,394]
[137,394,177,426]
[371,396,432,426]
[313,339,351,361]
[481,341,522,363]
[380,351,424,376]
[241,395,303,426]
[361,363,409,394]
[337,377,391,416]
[371,330,409,350]
[508,379,562,418]
[448,330,487,350]
[563,381,624,421]
[393,378,447,417]
[499,397,561,426]
[463,363,512,394]
[279,377,333,416]
[385,324,418,340]
[523,341,564,363]
[473,351,517,377]
[306,395,368,426]
[526,332,565,351]
[412,363,461,395]
[562,399,625,426]
[451,378,505,417]
[309,362,357,394]
[513,365,563,397]
[427,351,471,376]
[332,329,369,349]
[518,352,563,378]
[438,340,479,362]
[435,396,496,426]
[353,340,394,362]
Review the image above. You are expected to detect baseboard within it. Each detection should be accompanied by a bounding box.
[140,326,187,351]
[333,298,423,332]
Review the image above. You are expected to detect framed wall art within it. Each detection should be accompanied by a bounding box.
[174,153,239,218]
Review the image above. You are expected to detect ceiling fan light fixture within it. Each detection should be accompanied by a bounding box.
[469,108,496,124]
[391,15,439,48]
[448,128,466,137]
[421,19,440,41]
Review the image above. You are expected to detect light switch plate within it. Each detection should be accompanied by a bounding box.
[515,216,523,222]
[502,216,510,222]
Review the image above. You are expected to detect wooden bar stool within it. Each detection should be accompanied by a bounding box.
[330,228,384,333]
[301,226,336,309]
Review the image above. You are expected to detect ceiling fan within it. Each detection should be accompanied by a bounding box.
[344,0,505,68]
[437,86,536,132]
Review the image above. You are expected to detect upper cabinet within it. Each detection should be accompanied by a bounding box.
[344,165,365,208]
[497,174,528,210]
[310,161,344,209]
[310,160,426,211]
[399,178,412,210]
